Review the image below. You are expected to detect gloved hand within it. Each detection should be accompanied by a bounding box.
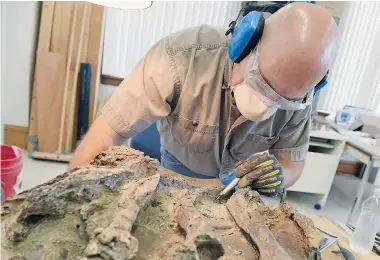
[235,153,284,197]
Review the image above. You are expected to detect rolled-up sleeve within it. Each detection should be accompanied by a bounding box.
[101,38,175,139]
[269,106,311,161]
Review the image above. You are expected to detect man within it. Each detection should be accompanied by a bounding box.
[69,2,339,197]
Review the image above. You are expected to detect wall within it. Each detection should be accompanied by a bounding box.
[1,2,40,143]
[96,83,115,114]
[97,1,242,111]
[0,3,2,142]
[102,1,241,77]
[317,1,380,113]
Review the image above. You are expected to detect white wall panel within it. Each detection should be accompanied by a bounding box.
[318,1,380,113]
[102,1,241,77]
[1,2,40,143]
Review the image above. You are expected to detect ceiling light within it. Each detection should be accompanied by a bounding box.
[88,1,152,10]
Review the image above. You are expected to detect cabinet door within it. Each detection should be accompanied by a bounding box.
[288,152,338,194]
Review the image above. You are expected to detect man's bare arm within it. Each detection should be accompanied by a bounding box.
[68,115,126,170]
[273,152,305,187]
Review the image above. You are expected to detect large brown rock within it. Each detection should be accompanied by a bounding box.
[1,147,323,260]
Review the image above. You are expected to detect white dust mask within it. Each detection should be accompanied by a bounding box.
[231,81,278,121]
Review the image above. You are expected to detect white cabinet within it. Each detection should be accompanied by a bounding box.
[290,152,338,194]
[288,130,346,208]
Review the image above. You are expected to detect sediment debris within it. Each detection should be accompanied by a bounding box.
[1,146,323,260]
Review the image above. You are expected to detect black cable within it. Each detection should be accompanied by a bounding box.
[226,3,288,36]
[241,3,287,17]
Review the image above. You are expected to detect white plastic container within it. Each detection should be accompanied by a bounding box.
[350,189,380,254]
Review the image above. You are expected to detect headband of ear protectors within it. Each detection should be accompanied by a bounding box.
[226,4,329,94]
[314,72,329,94]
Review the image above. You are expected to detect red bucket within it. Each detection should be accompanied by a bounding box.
[1,145,23,200]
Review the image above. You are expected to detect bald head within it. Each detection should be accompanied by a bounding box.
[241,2,339,99]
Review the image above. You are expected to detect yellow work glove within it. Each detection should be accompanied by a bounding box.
[235,153,284,197]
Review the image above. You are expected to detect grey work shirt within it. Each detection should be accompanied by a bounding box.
[101,25,311,178]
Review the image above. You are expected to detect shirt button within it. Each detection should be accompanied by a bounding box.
[192,120,198,126]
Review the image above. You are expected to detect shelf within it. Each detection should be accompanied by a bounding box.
[309,141,335,149]
[310,129,346,141]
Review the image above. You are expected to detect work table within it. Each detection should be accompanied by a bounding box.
[161,165,379,259]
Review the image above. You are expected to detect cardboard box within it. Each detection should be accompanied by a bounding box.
[359,114,380,139]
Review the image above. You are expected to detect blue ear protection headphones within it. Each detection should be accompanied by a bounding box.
[226,4,328,95]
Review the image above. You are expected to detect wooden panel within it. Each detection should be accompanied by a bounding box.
[34,52,66,153]
[4,125,29,149]
[31,151,71,162]
[28,2,55,152]
[87,4,105,125]
[48,2,75,151]
[37,2,55,52]
[72,3,92,149]
[61,2,87,152]
[57,2,79,153]
[28,1,105,158]
[81,3,91,61]
[337,160,361,175]
[51,2,74,152]
[50,2,73,54]
[65,2,90,152]
[100,74,123,86]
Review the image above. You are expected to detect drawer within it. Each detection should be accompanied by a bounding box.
[288,152,338,194]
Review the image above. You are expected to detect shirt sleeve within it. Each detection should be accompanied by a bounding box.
[269,106,312,161]
[101,37,175,139]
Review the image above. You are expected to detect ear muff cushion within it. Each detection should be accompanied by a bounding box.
[228,11,265,63]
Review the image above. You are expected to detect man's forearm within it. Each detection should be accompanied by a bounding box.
[272,152,305,187]
[281,160,305,187]
[68,115,126,170]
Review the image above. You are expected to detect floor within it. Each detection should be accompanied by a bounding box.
[16,151,68,191]
[280,173,377,224]
[15,150,378,226]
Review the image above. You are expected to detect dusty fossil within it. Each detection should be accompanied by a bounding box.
[1,147,324,260]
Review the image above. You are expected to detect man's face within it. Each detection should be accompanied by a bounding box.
[229,2,339,121]
[258,49,325,101]
[231,47,319,103]
[230,46,314,122]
